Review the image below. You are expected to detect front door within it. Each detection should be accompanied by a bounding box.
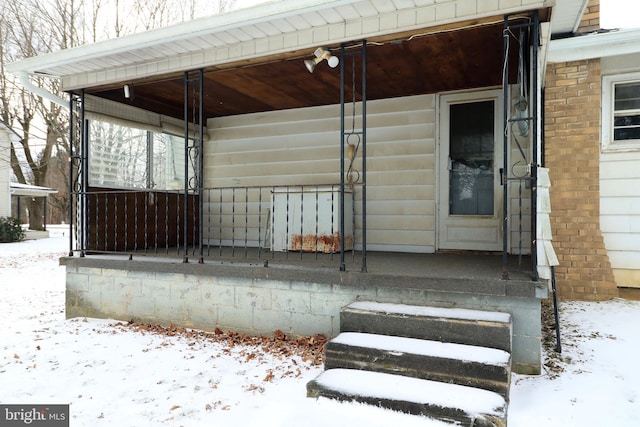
[438,90,503,251]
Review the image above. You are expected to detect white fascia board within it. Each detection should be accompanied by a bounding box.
[9,183,58,196]
[548,28,640,63]
[6,0,358,75]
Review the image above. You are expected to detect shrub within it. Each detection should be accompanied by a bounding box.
[0,217,26,243]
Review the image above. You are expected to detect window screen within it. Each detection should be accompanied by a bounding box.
[613,82,640,141]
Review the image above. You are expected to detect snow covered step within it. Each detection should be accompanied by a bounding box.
[324,332,511,398]
[307,368,507,427]
[341,301,512,353]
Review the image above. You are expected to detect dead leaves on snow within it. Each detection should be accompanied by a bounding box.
[103,321,326,415]
[108,321,328,367]
[540,299,616,379]
[205,401,230,411]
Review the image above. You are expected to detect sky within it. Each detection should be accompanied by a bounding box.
[0,228,639,426]
[237,0,638,30]
[239,0,640,30]
[601,0,640,29]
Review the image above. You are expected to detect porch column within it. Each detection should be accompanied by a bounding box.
[67,92,76,256]
[182,69,205,263]
[502,14,540,280]
[531,11,540,281]
[502,15,510,279]
[340,41,367,273]
[80,90,89,257]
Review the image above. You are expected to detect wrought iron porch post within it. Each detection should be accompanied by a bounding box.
[502,16,510,279]
[361,40,367,273]
[502,13,541,280]
[531,11,540,281]
[340,45,346,272]
[183,71,189,263]
[67,92,75,256]
[182,70,204,263]
[198,69,204,263]
[80,89,88,257]
[339,41,367,273]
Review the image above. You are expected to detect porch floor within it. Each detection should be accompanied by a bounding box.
[80,246,537,284]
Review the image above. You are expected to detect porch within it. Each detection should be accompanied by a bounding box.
[30,1,564,376]
[62,249,547,374]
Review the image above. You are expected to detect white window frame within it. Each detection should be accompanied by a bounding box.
[88,119,194,190]
[602,72,640,152]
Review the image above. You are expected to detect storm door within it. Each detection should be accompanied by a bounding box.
[438,90,503,251]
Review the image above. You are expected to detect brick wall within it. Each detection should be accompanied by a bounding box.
[544,57,618,300]
[578,0,600,32]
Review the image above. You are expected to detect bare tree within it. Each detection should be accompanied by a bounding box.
[0,1,77,229]
[1,0,239,229]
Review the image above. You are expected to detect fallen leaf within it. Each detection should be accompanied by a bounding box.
[263,371,274,382]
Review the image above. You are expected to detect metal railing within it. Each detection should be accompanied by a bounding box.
[72,184,356,266]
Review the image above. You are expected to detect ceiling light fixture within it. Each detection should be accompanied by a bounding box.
[304,47,339,73]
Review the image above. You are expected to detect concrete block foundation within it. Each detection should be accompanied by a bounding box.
[62,256,546,374]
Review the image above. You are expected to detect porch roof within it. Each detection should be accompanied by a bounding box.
[10,183,58,197]
[7,0,586,120]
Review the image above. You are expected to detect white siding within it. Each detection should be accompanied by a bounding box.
[205,89,534,254]
[0,126,11,218]
[206,94,436,253]
[600,57,640,288]
[600,151,640,287]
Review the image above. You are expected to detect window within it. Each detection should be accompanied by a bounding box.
[448,100,495,215]
[89,120,194,190]
[603,73,640,151]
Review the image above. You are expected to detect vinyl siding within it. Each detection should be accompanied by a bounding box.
[205,90,531,254]
[600,151,640,287]
[600,57,640,288]
[206,94,436,253]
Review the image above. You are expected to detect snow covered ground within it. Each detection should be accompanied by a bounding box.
[1,228,638,426]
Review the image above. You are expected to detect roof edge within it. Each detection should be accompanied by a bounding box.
[7,0,358,75]
[10,182,58,196]
[548,28,640,62]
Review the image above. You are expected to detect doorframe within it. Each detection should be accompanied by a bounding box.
[436,88,504,251]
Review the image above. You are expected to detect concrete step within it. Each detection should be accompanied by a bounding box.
[307,368,507,427]
[341,301,512,353]
[324,332,511,398]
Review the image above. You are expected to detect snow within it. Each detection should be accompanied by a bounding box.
[1,229,639,426]
[312,368,505,416]
[509,299,640,427]
[332,332,510,366]
[347,301,512,323]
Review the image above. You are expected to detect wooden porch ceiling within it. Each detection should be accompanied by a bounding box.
[87,21,523,121]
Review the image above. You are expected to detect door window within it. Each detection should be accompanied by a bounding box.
[448,101,495,215]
